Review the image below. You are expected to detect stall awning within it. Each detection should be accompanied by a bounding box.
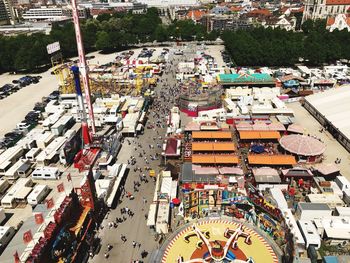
[248,155,296,165]
[239,130,281,140]
[192,142,235,151]
[192,155,239,164]
[192,131,232,139]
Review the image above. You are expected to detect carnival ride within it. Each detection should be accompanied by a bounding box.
[178,223,253,263]
[257,213,284,241]
[53,60,159,96]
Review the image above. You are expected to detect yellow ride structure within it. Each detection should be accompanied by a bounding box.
[52,61,158,96]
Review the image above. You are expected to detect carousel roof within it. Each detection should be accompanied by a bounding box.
[279,134,326,156]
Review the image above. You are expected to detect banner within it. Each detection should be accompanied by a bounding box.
[23,230,33,244]
[34,213,44,225]
[46,198,54,209]
[57,183,65,193]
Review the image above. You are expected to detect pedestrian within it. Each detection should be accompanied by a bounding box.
[107,244,112,251]
[133,241,136,248]
[138,243,141,249]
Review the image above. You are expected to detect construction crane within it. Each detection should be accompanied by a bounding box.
[71,0,96,135]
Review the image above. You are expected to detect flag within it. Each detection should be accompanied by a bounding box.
[23,230,33,244]
[57,183,64,193]
[46,198,54,209]
[34,213,44,225]
[67,173,71,182]
[14,251,20,263]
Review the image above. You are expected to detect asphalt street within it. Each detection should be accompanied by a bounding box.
[89,51,186,263]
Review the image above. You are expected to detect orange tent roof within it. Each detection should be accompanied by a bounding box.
[192,155,215,164]
[248,155,296,165]
[192,131,211,139]
[215,155,239,164]
[192,142,236,151]
[239,131,281,140]
[213,143,236,151]
[192,155,239,164]
[192,131,232,139]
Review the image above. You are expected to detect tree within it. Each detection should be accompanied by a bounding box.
[154,25,168,42]
[96,13,111,22]
[95,31,111,51]
[82,19,100,51]
[301,19,314,34]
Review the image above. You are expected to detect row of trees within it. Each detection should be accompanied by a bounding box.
[1,11,350,72]
[0,8,217,73]
[222,20,350,66]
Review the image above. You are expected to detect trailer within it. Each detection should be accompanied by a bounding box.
[51,115,75,136]
[27,185,50,206]
[0,208,5,224]
[25,148,42,162]
[106,163,127,208]
[42,110,65,130]
[35,132,55,149]
[0,145,25,176]
[0,179,10,194]
[1,178,33,208]
[4,159,32,180]
[36,137,67,166]
[32,167,60,180]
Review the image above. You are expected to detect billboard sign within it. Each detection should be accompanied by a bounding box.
[47,42,60,54]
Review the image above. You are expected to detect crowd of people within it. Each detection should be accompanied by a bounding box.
[96,50,183,262]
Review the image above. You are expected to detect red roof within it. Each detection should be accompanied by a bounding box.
[326,15,350,26]
[165,138,179,155]
[91,9,116,16]
[327,17,335,26]
[231,6,243,12]
[247,9,272,17]
[186,10,206,20]
[326,0,350,5]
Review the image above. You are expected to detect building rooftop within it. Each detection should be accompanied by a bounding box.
[298,202,331,211]
[305,85,350,140]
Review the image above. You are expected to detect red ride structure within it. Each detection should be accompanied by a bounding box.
[71,0,96,135]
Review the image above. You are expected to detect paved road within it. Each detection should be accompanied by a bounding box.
[89,51,186,263]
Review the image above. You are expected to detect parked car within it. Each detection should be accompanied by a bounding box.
[48,90,60,100]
